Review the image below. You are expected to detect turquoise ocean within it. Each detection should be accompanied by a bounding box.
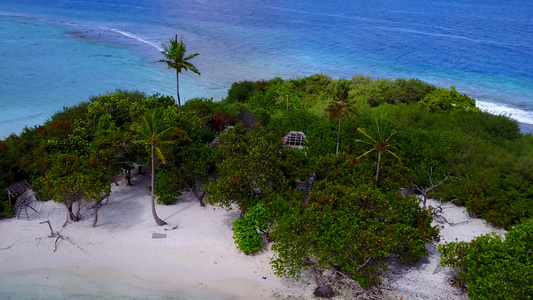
[0,0,532,138]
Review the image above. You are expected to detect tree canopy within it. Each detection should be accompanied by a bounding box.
[1,74,531,296]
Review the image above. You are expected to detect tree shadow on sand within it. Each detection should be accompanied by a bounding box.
[91,175,147,230]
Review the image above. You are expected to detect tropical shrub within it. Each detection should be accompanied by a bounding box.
[439,220,533,299]
[154,168,181,205]
[272,184,439,286]
[232,202,270,254]
[226,80,255,103]
[420,86,479,113]
[205,127,287,216]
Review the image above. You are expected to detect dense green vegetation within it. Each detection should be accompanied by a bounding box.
[1,74,531,296]
[439,220,533,299]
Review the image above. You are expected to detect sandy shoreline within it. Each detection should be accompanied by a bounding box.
[0,175,311,300]
[0,174,507,299]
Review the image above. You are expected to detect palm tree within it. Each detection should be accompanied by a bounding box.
[159,35,200,111]
[132,109,175,226]
[356,119,401,188]
[325,79,355,155]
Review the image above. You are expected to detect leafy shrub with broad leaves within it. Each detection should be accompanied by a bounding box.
[271,184,439,286]
[232,202,270,254]
[420,86,479,113]
[226,81,255,103]
[439,220,533,299]
[154,168,182,205]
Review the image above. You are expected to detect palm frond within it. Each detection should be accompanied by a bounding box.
[182,61,200,75]
[356,148,376,160]
[386,150,402,162]
[185,53,199,60]
[356,128,378,144]
[354,139,374,146]
[158,35,200,75]
[385,129,397,143]
[156,126,176,142]
[154,146,166,164]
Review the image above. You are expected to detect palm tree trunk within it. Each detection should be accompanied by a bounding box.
[151,145,167,226]
[176,69,181,111]
[336,114,342,155]
[375,151,382,188]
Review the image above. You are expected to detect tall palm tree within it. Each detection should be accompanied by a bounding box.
[356,119,401,188]
[325,79,355,155]
[159,35,200,111]
[132,110,175,226]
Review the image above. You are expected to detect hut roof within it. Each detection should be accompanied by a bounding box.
[282,131,306,148]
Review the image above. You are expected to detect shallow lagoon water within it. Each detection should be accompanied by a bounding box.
[0,0,532,138]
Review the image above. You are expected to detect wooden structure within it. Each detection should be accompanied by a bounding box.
[4,180,40,220]
[282,131,306,148]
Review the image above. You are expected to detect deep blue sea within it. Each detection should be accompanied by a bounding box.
[1,0,532,138]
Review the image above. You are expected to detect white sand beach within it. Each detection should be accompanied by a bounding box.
[0,175,312,300]
[0,174,507,300]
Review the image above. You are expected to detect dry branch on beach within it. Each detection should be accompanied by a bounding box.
[35,220,86,253]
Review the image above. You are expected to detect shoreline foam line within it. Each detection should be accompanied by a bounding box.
[476,100,533,125]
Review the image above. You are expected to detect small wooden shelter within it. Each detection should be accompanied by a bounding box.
[4,180,41,220]
[282,131,306,148]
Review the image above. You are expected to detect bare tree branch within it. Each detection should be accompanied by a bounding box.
[36,220,86,253]
[412,165,451,208]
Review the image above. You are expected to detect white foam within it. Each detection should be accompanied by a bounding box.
[103,27,163,51]
[477,100,533,125]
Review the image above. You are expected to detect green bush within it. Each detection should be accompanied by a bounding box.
[232,202,270,254]
[272,184,439,286]
[439,220,533,299]
[154,169,182,205]
[226,81,255,103]
[420,86,478,113]
[0,194,14,218]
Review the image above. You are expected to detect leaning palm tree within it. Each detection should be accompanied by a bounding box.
[159,35,200,111]
[356,118,401,188]
[132,109,175,226]
[325,79,356,155]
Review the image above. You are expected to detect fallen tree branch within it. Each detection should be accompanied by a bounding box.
[0,244,15,251]
[431,199,472,226]
[164,224,180,231]
[36,220,86,253]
